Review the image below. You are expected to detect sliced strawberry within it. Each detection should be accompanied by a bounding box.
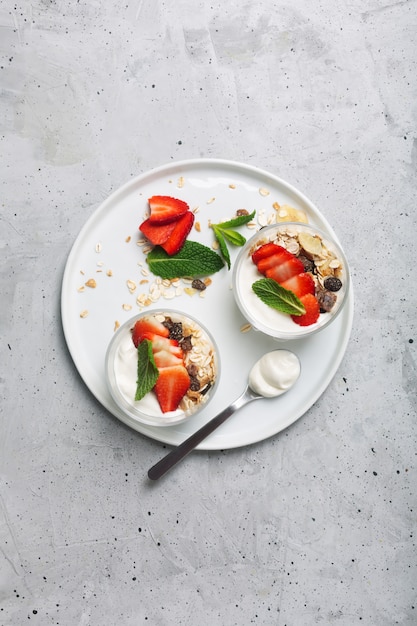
[281,272,315,298]
[131,317,169,348]
[153,365,191,413]
[256,248,294,274]
[251,242,284,265]
[153,349,183,368]
[160,211,195,255]
[139,218,177,246]
[148,196,189,224]
[141,333,183,357]
[291,293,320,326]
[265,256,305,283]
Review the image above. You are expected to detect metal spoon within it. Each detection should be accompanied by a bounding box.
[147,350,300,480]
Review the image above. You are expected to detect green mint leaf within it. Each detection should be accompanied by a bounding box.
[147,240,224,279]
[252,278,306,316]
[221,228,246,247]
[210,210,256,270]
[212,210,256,229]
[135,339,159,401]
[211,225,231,269]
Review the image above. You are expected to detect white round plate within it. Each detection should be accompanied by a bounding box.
[61,159,354,450]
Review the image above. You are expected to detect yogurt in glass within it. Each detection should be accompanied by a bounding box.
[106,310,219,427]
[233,222,349,340]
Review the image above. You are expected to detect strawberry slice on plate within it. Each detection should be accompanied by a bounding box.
[281,272,315,298]
[131,318,169,347]
[153,364,191,413]
[265,256,305,283]
[148,196,189,224]
[291,293,320,326]
[160,211,195,255]
[139,218,177,246]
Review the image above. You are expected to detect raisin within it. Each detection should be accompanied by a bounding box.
[186,363,199,377]
[189,377,200,392]
[191,278,206,291]
[236,209,249,216]
[180,335,193,352]
[298,254,315,273]
[324,276,342,292]
[317,289,337,312]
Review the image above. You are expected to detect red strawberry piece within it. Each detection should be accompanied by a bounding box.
[291,293,320,326]
[153,349,183,368]
[251,242,284,265]
[148,196,189,224]
[281,272,315,298]
[153,365,191,413]
[160,211,195,256]
[139,218,177,246]
[265,256,305,283]
[132,318,170,347]
[140,333,183,358]
[256,248,295,274]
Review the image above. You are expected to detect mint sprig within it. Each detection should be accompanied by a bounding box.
[135,339,159,401]
[147,240,224,279]
[252,278,306,316]
[210,210,256,269]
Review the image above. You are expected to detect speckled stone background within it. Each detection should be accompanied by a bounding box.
[1,1,416,624]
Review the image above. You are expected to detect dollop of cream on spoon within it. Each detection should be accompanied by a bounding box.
[248,350,301,397]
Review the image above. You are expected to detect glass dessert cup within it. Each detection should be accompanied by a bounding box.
[105,309,220,427]
[232,222,350,341]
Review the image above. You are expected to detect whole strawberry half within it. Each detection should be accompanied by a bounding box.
[153,365,191,413]
[148,196,189,224]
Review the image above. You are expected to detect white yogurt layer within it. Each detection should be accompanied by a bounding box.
[249,350,300,397]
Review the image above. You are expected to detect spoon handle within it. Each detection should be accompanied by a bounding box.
[148,389,254,480]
